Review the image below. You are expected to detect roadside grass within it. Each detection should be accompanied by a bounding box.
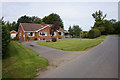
[37,39,103,51]
[95,35,108,39]
[2,41,48,78]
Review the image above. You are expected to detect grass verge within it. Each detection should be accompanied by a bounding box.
[2,41,48,78]
[37,39,103,51]
[95,35,108,39]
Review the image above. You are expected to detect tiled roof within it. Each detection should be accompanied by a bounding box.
[20,23,64,32]
[20,23,52,32]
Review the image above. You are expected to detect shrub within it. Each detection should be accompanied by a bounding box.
[52,37,57,42]
[88,29,101,39]
[26,35,29,40]
[73,36,80,38]
[13,36,19,40]
[58,35,61,39]
[34,36,37,40]
[85,32,89,38]
[81,31,89,38]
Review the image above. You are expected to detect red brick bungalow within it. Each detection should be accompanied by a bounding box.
[18,23,64,41]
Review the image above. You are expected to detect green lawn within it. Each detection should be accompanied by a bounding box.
[37,39,103,51]
[2,41,48,78]
[95,35,108,39]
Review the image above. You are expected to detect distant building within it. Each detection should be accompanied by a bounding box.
[118,1,120,21]
[10,30,17,39]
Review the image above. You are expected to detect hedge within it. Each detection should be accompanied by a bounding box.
[88,29,101,39]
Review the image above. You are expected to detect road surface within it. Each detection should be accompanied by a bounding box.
[38,35,118,78]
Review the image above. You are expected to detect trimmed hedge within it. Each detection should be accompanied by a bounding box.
[88,29,101,39]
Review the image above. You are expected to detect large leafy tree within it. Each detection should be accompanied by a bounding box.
[16,15,32,31]
[1,17,11,57]
[50,21,60,36]
[49,21,60,42]
[68,26,74,37]
[92,10,107,28]
[113,21,120,34]
[16,15,42,31]
[17,15,32,24]
[68,25,82,37]
[92,10,107,22]
[42,13,64,28]
[73,25,82,36]
[103,20,115,34]
[31,16,42,24]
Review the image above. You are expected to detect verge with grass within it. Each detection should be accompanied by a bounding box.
[95,35,108,39]
[2,41,48,78]
[37,39,103,51]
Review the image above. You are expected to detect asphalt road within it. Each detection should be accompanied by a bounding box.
[39,35,118,78]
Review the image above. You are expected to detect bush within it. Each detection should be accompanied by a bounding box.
[13,36,19,40]
[81,31,89,38]
[52,37,57,42]
[34,36,37,40]
[26,35,29,40]
[85,32,89,38]
[88,29,101,39]
[73,36,80,38]
[58,35,61,39]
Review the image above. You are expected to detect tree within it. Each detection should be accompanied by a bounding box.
[16,15,42,31]
[92,10,107,22]
[95,27,105,35]
[42,13,64,28]
[68,26,73,37]
[16,15,32,31]
[92,10,116,35]
[113,21,120,34]
[17,15,32,23]
[103,20,115,34]
[92,10,107,29]
[1,17,11,57]
[50,21,60,42]
[88,29,101,39]
[72,25,82,37]
[68,25,82,38]
[31,16,42,24]
[10,21,17,31]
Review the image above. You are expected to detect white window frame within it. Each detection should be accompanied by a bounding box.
[40,32,47,36]
[54,32,56,36]
[61,32,63,36]
[28,32,34,37]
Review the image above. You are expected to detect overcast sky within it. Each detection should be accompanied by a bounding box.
[2,2,118,31]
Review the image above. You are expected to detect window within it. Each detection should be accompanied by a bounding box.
[49,33,52,36]
[49,32,56,36]
[58,32,61,35]
[40,32,47,36]
[61,32,63,36]
[54,32,56,36]
[28,32,34,37]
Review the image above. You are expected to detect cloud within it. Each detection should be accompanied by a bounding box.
[2,2,118,31]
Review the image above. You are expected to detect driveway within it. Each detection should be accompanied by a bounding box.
[35,35,118,78]
[21,40,86,67]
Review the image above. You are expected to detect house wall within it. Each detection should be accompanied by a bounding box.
[18,25,64,41]
[10,33,17,39]
[18,25,26,41]
[37,27,51,40]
